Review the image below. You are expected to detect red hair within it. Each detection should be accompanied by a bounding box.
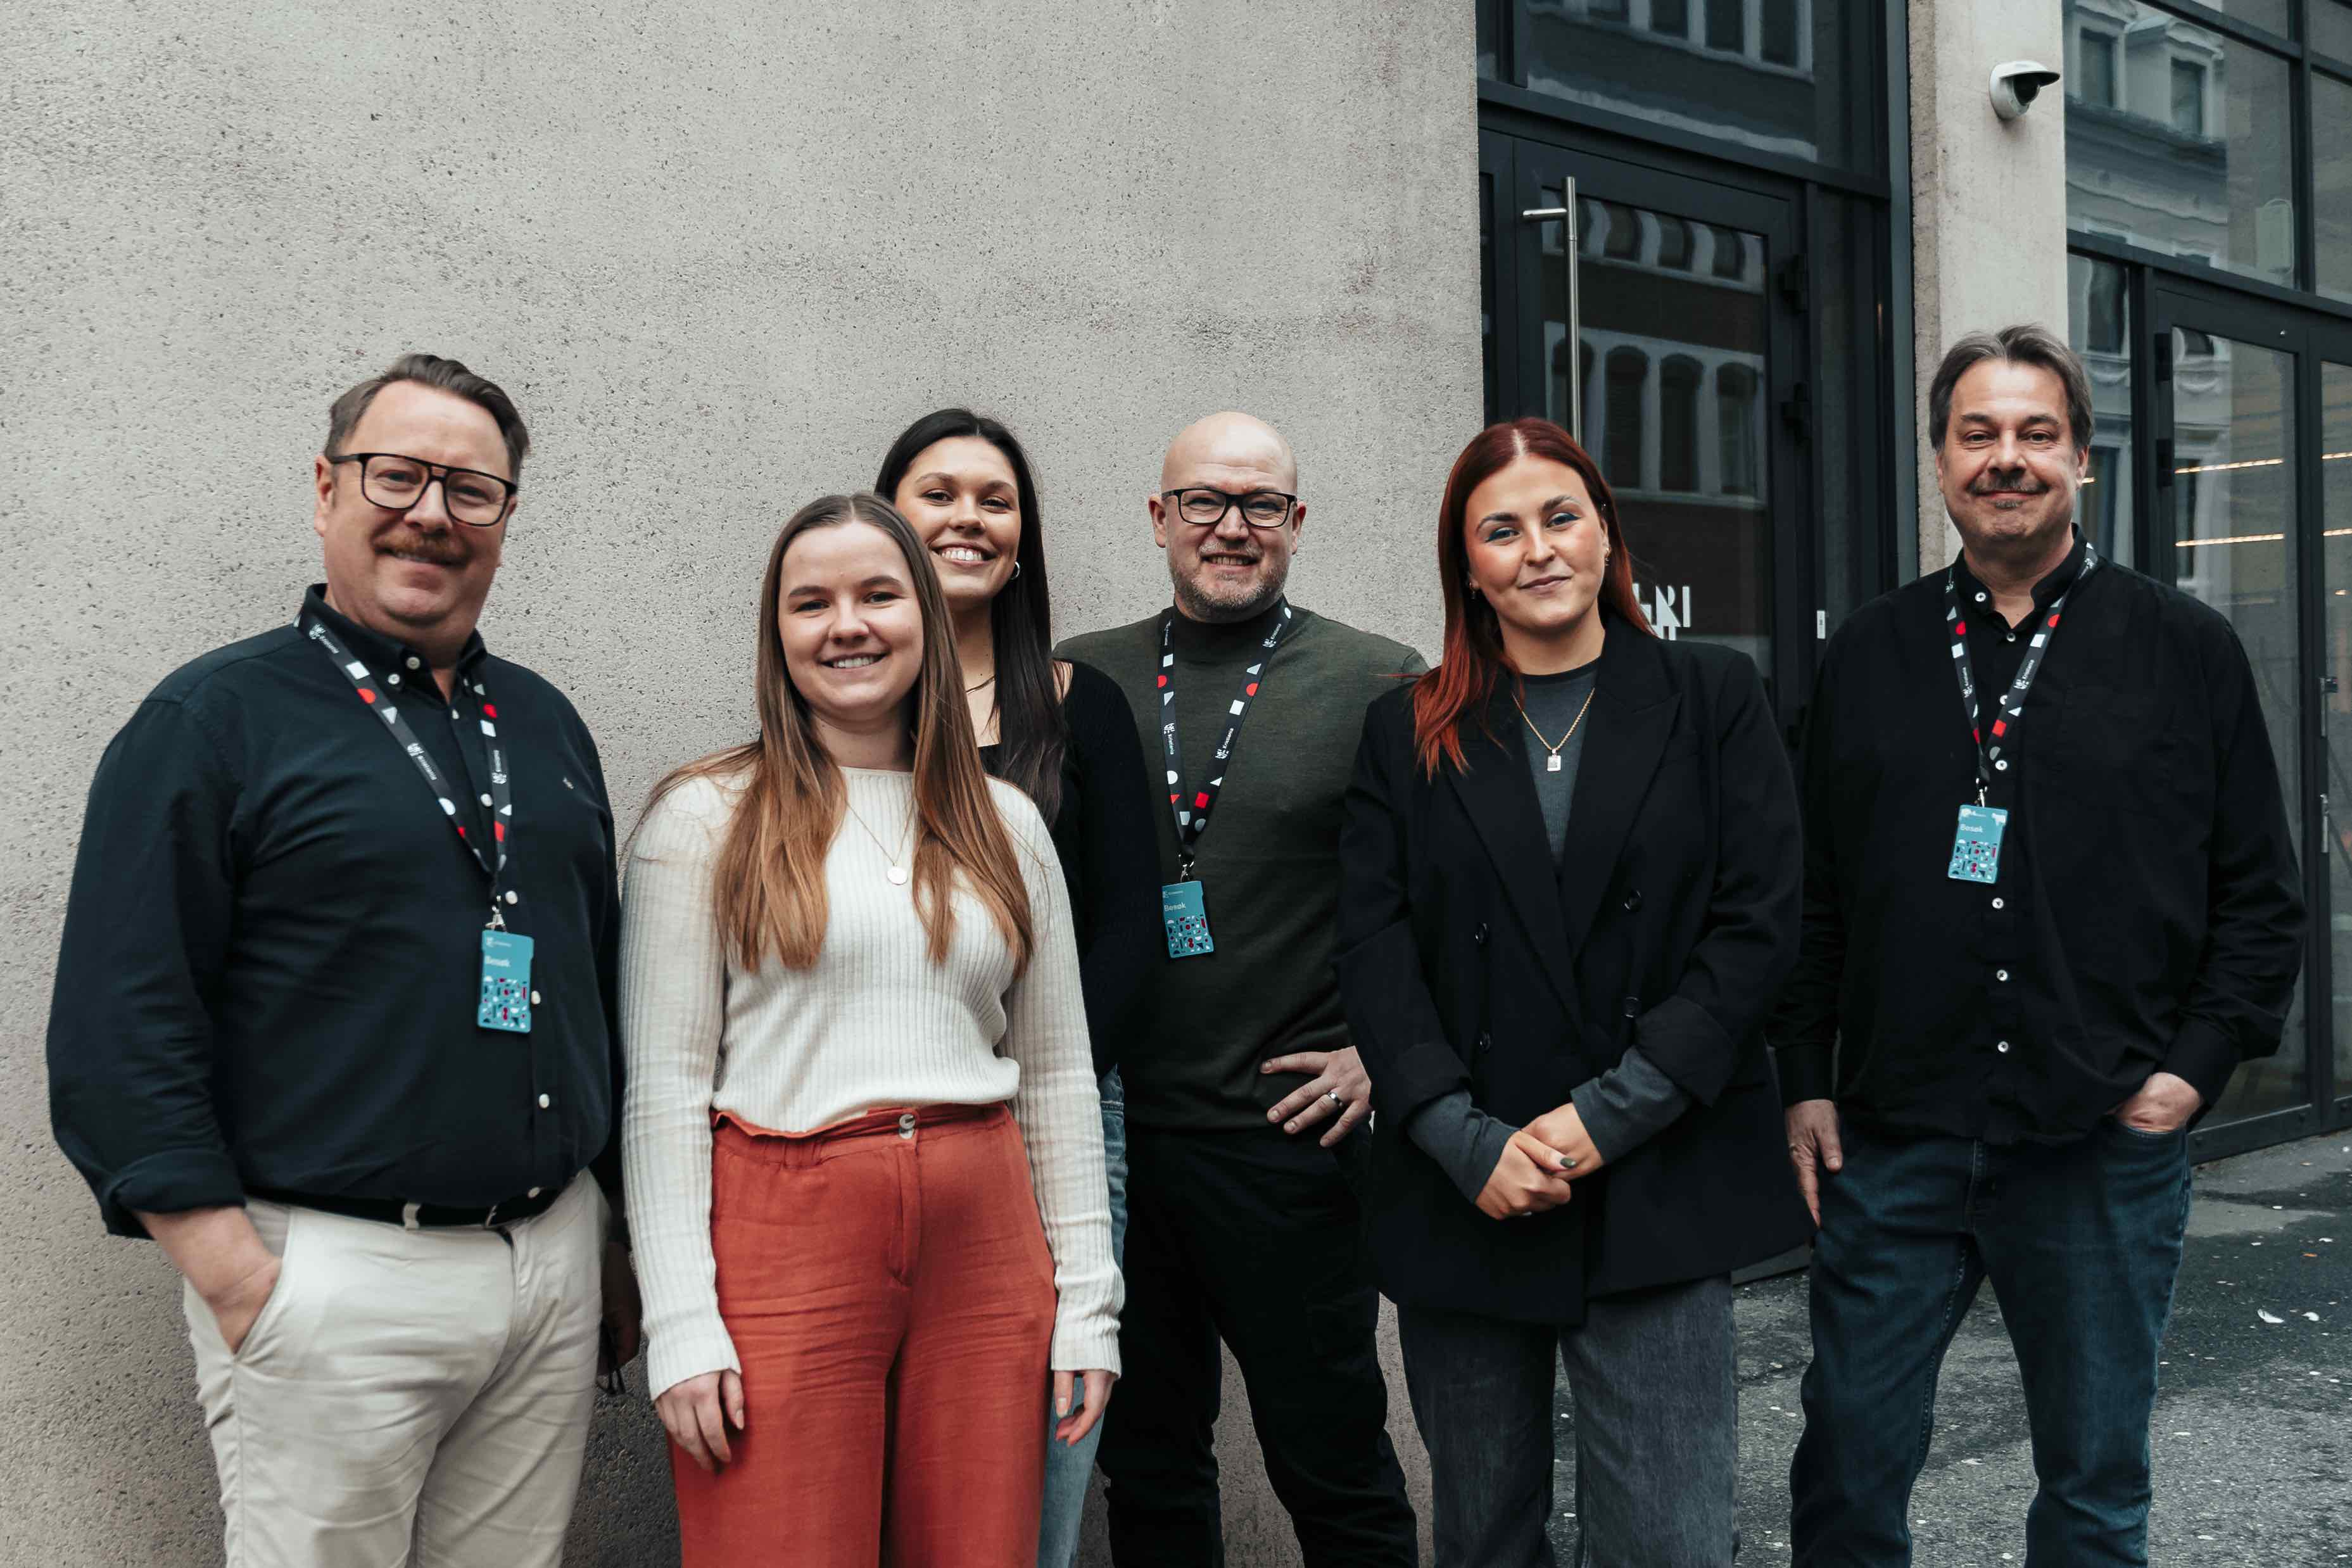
[1412,418,1653,777]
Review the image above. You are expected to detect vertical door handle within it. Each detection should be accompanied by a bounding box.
[1521,178,1580,443]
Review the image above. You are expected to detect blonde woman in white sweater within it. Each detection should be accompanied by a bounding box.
[620,493,1119,1566]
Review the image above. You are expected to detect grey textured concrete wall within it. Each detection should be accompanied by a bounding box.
[1907,0,2070,572]
[0,3,1476,1562]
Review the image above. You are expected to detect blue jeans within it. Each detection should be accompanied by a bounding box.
[1790,1115,2194,1567]
[1399,1276,1738,1567]
[1037,1070,1129,1568]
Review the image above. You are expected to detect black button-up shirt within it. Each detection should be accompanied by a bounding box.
[1771,538,2304,1142]
[49,588,623,1236]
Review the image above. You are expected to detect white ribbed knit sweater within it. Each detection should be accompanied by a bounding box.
[619,766,1120,1400]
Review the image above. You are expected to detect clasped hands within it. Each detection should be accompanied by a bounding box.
[1476,1102,1603,1221]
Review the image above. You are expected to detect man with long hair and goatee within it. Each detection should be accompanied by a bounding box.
[619,493,1118,1565]
[1059,413,1421,1567]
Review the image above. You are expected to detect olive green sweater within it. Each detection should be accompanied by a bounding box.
[1059,603,1425,1131]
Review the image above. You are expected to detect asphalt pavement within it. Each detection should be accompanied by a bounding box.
[1546,1129,2352,1565]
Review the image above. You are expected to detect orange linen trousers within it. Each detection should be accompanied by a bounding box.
[675,1104,1059,1567]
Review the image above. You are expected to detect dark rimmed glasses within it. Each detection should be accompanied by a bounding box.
[1161,486,1298,529]
[328,452,517,528]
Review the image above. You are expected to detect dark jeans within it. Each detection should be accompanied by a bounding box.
[1790,1115,2194,1567]
[1399,1277,1738,1568]
[1100,1123,1417,1567]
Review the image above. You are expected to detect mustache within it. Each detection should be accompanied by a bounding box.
[1970,467,2049,495]
[375,526,469,565]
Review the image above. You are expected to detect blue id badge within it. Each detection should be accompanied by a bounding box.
[1947,803,2009,884]
[1162,881,1215,959]
[479,928,534,1033]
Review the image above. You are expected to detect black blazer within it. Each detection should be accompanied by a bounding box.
[1336,621,1811,1325]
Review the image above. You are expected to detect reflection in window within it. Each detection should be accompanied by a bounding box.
[1761,0,1801,66]
[2170,59,2206,137]
[1656,215,1693,270]
[1590,0,1629,20]
[2085,264,2125,354]
[2086,446,2123,558]
[1660,357,1702,492]
[1705,0,1743,52]
[2318,72,2352,303]
[1552,336,1583,440]
[1718,365,1760,496]
[1712,225,1747,280]
[2180,327,2216,360]
[1602,204,1641,261]
[1606,348,1649,489]
[2076,29,2117,105]
[1652,0,1690,36]
[2064,2,2295,289]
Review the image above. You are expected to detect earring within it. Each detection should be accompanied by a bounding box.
[1011,561,1022,579]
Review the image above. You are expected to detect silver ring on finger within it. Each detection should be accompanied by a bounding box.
[1325,1090,1344,1106]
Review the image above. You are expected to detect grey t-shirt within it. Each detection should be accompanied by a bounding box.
[1405,659,1693,1201]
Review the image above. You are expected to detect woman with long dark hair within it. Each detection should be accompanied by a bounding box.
[876,410,1159,1568]
[619,494,1119,1565]
[1336,418,1810,1565]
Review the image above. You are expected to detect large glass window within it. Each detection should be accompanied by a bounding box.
[2317,72,2352,303]
[2173,330,2306,1125]
[2068,255,2137,567]
[2063,1,2296,291]
[2325,361,2352,1099]
[1516,0,1880,172]
[2317,1,2352,63]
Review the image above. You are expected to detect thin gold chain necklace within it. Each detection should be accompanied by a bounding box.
[840,793,913,886]
[1512,682,1598,773]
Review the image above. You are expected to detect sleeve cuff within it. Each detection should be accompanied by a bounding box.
[2161,1018,2242,1112]
[99,1149,247,1239]
[1571,1047,1691,1166]
[645,1316,742,1403]
[1051,1321,1123,1376]
[1406,1091,1514,1203]
[1774,1040,1837,1108]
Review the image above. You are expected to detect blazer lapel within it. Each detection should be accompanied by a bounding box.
[1445,701,1582,1018]
[1555,627,1680,953]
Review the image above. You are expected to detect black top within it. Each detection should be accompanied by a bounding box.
[1338,623,1811,1321]
[48,587,624,1237]
[1059,604,1427,1129]
[1771,540,2305,1142]
[979,659,1161,1078]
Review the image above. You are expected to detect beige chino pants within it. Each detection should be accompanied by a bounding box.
[180,1175,605,1568]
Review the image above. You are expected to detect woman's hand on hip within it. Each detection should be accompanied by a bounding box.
[1054,1368,1117,1446]
[656,1369,746,1473]
[1524,1103,1605,1179]
[1476,1129,1576,1221]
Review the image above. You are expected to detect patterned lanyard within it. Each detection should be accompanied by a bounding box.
[1942,541,2098,806]
[303,615,514,923]
[1156,599,1293,880]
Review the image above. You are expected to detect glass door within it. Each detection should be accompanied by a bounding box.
[2150,282,2344,1146]
[1482,134,1809,721]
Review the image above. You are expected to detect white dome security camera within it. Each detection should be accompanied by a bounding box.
[1990,60,2062,121]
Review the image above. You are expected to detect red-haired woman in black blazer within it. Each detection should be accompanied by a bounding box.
[1337,417,1810,1567]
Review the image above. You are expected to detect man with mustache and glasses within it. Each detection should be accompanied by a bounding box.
[1773,326,2303,1565]
[1059,412,1421,1567]
[47,354,638,1568]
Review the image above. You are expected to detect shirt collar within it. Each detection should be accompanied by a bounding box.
[299,585,490,678]
[1951,529,2090,614]
[1165,597,1290,662]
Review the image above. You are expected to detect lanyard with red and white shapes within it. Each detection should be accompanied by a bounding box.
[1156,599,1291,880]
[303,614,513,919]
[1942,542,2097,806]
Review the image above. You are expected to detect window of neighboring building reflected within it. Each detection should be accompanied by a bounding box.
[1656,214,1693,271]
[1606,348,1648,489]
[2075,29,2118,107]
[2068,253,2135,568]
[2170,60,2206,137]
[2064,0,2296,291]
[2318,71,2352,303]
[1518,0,1877,171]
[1661,357,1703,492]
[1717,365,1760,497]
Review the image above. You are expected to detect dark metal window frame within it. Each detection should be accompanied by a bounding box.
[2064,0,2352,1149]
[1478,0,1915,667]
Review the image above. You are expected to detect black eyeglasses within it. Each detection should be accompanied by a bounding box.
[1161,487,1298,529]
[327,452,517,528]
